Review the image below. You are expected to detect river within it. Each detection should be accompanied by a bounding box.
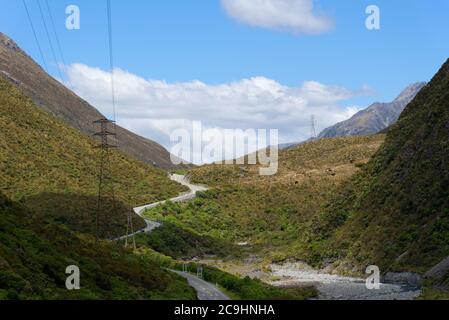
[269,263,421,300]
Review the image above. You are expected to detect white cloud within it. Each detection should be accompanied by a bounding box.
[65,63,363,163]
[221,0,333,35]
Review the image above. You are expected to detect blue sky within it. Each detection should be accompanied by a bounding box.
[2,0,447,99]
[1,0,448,159]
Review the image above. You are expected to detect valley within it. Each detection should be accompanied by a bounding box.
[1,15,449,302]
[140,59,449,299]
[144,135,386,262]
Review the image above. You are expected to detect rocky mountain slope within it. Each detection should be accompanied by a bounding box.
[319,82,426,138]
[0,32,178,169]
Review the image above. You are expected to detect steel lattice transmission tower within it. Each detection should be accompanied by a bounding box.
[124,212,136,249]
[93,118,135,248]
[310,114,317,140]
[93,118,117,240]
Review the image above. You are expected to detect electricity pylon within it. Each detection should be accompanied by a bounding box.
[93,118,117,241]
[125,213,136,249]
[310,114,317,140]
[93,118,136,247]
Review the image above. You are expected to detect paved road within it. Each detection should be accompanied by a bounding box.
[133,174,208,214]
[170,270,231,300]
[114,174,207,241]
[114,175,229,300]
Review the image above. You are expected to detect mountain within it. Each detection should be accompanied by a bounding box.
[318,82,426,138]
[0,75,187,238]
[0,32,179,170]
[278,142,300,150]
[308,60,449,284]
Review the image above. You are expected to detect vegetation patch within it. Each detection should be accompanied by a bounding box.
[136,221,239,260]
[0,192,196,300]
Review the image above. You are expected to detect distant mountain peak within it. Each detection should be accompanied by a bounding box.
[393,82,427,103]
[318,82,426,139]
[0,32,22,53]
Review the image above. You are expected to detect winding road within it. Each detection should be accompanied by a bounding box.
[115,174,208,241]
[116,175,229,300]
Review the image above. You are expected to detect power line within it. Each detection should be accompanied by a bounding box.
[44,0,72,89]
[36,0,64,82]
[106,0,117,124]
[44,0,67,66]
[92,1,135,248]
[106,0,135,248]
[22,0,48,73]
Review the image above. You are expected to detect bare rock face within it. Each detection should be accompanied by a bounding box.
[0,32,182,169]
[318,82,427,138]
[424,256,449,280]
[0,33,23,53]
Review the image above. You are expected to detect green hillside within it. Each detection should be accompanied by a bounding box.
[305,59,449,280]
[144,135,384,261]
[0,76,187,237]
[0,192,196,299]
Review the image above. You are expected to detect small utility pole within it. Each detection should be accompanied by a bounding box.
[197,265,203,278]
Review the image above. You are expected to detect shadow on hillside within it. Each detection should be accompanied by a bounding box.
[140,222,242,260]
[22,192,146,239]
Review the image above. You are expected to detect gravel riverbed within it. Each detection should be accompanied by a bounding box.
[269,263,421,300]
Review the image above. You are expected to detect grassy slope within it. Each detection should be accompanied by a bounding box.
[305,60,449,277]
[0,192,196,300]
[0,77,187,237]
[137,221,238,260]
[144,135,384,261]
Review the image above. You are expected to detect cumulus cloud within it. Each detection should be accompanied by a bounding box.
[65,63,363,163]
[221,0,333,35]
